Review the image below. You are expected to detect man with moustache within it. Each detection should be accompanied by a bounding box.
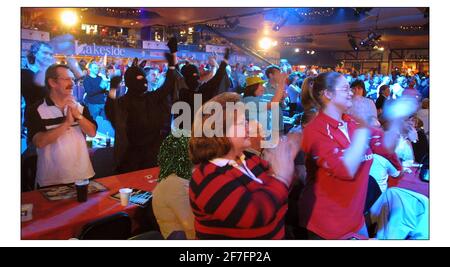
[25,64,97,187]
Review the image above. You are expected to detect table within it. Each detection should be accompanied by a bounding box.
[388,166,429,197]
[21,168,160,240]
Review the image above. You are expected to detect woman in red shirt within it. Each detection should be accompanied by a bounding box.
[298,72,402,239]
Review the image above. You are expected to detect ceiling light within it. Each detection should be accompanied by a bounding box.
[61,10,78,27]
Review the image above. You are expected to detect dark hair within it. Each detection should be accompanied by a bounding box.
[27,42,52,65]
[288,72,300,84]
[265,65,281,79]
[45,64,70,90]
[379,84,390,96]
[307,72,343,109]
[243,83,260,97]
[350,79,367,96]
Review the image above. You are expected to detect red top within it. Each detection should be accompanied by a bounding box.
[190,153,289,239]
[298,111,401,239]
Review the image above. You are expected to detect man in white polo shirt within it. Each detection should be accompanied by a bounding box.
[25,64,97,187]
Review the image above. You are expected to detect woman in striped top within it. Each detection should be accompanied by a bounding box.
[188,92,297,239]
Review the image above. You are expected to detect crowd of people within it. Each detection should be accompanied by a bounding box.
[20,36,429,240]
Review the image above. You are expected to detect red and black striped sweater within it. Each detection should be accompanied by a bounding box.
[189,153,289,239]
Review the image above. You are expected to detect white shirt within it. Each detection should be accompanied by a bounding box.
[395,136,415,162]
[35,102,95,186]
[416,109,429,135]
[370,187,429,240]
[369,154,401,192]
[210,154,264,184]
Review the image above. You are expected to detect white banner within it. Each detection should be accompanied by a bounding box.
[142,40,168,50]
[205,45,227,54]
[21,29,50,42]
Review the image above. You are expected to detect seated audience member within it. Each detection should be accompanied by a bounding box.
[394,115,417,163]
[416,98,429,138]
[189,92,298,239]
[152,131,195,239]
[25,64,97,187]
[411,116,429,165]
[369,187,429,240]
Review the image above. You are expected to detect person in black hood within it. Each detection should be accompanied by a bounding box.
[105,38,186,173]
[177,48,232,129]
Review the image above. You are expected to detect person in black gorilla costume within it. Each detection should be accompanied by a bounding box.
[105,38,185,173]
[177,46,232,129]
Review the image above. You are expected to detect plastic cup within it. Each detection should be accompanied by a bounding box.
[75,179,89,202]
[119,188,133,206]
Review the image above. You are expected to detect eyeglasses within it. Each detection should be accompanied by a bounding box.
[335,86,352,94]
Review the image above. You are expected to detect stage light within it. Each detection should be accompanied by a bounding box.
[360,31,382,48]
[272,10,288,32]
[294,48,300,53]
[61,10,78,27]
[259,37,276,50]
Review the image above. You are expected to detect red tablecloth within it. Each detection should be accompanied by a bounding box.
[388,167,429,197]
[21,167,160,240]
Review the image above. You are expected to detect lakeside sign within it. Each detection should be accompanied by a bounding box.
[21,39,262,64]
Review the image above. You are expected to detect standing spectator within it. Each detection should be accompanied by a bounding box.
[287,72,302,117]
[24,64,97,187]
[83,61,108,120]
[105,41,182,173]
[242,74,286,142]
[375,85,391,115]
[297,72,402,239]
[263,65,285,133]
[350,79,367,97]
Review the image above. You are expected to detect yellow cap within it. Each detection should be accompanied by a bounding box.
[245,76,265,87]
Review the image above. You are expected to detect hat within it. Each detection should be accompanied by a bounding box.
[245,76,265,87]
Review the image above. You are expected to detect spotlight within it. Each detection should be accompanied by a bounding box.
[273,11,288,32]
[61,10,78,27]
[360,31,381,47]
[259,37,276,50]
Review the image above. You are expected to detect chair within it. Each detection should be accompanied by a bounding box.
[21,149,37,192]
[129,230,164,240]
[364,175,382,214]
[78,212,132,240]
[167,230,187,240]
[91,147,116,179]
